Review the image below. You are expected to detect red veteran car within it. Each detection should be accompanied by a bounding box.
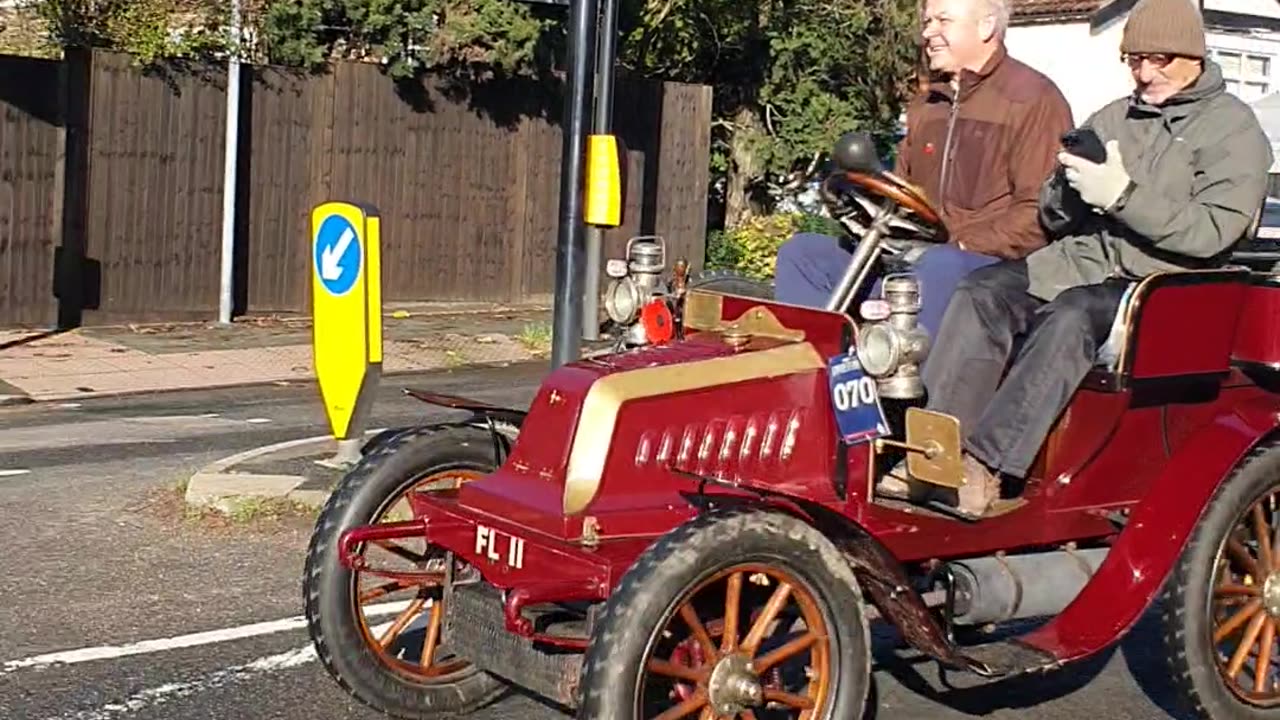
[302,131,1280,720]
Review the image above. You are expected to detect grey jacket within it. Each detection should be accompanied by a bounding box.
[1026,60,1273,301]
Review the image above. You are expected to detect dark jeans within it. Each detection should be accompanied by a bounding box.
[921,260,1130,478]
[774,232,999,340]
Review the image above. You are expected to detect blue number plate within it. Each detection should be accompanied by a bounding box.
[827,352,889,443]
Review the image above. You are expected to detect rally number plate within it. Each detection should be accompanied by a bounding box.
[827,352,889,443]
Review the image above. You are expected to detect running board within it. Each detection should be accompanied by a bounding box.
[955,639,1064,677]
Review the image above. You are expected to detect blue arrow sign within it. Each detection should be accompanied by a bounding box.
[313,214,362,297]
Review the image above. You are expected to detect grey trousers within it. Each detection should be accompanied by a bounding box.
[921,260,1129,478]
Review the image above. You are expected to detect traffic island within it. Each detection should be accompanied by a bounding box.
[0,378,32,406]
[184,431,381,516]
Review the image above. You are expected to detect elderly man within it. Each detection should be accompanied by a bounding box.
[879,0,1275,519]
[774,0,1073,340]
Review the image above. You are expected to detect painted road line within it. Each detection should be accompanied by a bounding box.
[0,469,31,477]
[2,600,417,675]
[43,620,400,720]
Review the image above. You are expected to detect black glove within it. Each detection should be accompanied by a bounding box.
[1061,127,1107,164]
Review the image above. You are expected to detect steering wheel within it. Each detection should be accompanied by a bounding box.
[820,170,949,257]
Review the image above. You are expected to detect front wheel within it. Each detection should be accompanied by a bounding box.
[303,424,510,719]
[576,508,871,719]
[1162,440,1280,719]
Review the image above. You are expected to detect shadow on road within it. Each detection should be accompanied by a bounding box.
[865,608,1194,719]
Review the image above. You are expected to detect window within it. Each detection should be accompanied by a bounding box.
[1212,49,1272,101]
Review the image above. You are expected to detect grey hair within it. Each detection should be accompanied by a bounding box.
[983,0,1010,33]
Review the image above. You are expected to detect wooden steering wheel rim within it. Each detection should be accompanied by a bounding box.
[843,171,942,226]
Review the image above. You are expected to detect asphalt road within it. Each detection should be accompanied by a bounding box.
[0,362,1195,720]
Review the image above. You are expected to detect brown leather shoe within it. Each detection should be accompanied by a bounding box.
[955,454,1000,518]
[875,460,911,499]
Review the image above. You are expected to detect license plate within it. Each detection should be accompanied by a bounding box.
[827,352,889,443]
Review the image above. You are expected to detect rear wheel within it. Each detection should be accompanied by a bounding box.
[577,508,870,719]
[303,424,510,719]
[1162,440,1280,719]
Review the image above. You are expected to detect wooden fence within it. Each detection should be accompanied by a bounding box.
[0,49,713,327]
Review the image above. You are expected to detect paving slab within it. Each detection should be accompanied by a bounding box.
[0,302,576,402]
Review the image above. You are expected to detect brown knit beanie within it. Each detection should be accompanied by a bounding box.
[1121,0,1206,58]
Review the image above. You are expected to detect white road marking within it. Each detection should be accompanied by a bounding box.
[47,644,319,720]
[0,469,30,477]
[45,619,401,720]
[2,600,415,675]
[245,418,272,424]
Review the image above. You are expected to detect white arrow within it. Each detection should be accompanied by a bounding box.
[320,227,355,281]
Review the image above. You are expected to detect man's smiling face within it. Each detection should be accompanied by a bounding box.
[921,0,999,75]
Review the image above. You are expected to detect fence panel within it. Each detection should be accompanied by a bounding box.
[81,52,228,323]
[0,55,63,327]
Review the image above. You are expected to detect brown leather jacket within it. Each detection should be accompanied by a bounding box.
[894,45,1074,259]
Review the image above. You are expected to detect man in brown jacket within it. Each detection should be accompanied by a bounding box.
[774,0,1074,339]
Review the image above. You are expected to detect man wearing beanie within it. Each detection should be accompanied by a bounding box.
[880,0,1273,519]
[774,0,1074,340]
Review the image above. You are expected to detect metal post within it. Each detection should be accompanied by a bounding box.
[551,0,601,368]
[581,0,619,342]
[217,0,242,325]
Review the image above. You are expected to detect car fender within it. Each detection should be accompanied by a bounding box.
[682,486,996,675]
[1018,398,1280,662]
[359,416,520,461]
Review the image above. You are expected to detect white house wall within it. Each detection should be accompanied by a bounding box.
[1004,18,1135,125]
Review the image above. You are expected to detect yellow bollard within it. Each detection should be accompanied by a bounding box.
[584,134,622,227]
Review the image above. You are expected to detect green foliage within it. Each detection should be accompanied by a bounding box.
[795,211,842,237]
[258,0,554,81]
[618,0,919,216]
[704,212,808,280]
[706,211,845,278]
[36,0,231,64]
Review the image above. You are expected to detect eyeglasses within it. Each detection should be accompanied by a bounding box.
[1122,52,1174,68]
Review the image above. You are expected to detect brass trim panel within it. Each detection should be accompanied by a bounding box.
[562,342,827,514]
[903,408,964,489]
[683,291,725,332]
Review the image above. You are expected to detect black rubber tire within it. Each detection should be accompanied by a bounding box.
[576,508,872,719]
[303,424,509,719]
[1161,439,1280,720]
[685,268,776,300]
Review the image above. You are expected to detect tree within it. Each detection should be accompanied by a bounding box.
[616,0,921,226]
[34,0,233,63]
[255,0,557,81]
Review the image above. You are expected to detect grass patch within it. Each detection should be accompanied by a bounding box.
[134,478,319,536]
[516,322,552,355]
[217,495,315,524]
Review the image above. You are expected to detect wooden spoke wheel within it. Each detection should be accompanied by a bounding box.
[1209,490,1280,705]
[350,467,482,683]
[303,423,513,719]
[577,509,871,720]
[1162,441,1280,719]
[642,564,832,719]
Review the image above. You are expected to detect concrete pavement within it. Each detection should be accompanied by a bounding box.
[0,301,557,404]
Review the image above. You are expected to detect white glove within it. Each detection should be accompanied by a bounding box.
[1057,140,1132,211]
